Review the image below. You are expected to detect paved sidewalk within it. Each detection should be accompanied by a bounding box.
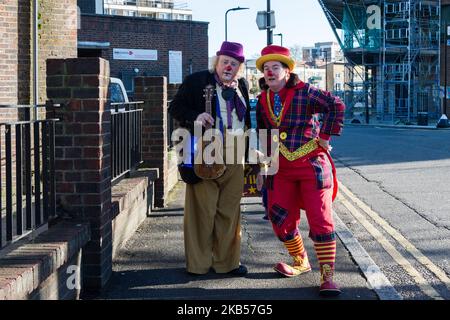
[95,182,377,300]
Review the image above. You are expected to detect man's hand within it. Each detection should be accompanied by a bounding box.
[195,112,215,127]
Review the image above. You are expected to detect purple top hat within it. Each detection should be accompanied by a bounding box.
[216,41,245,63]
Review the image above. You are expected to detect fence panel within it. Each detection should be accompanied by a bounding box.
[110,101,143,184]
[0,104,59,250]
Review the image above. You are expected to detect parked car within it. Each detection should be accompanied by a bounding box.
[249,98,258,110]
[249,98,258,128]
[108,77,130,112]
[109,77,129,104]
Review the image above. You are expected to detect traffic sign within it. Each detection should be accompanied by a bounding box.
[256,11,275,30]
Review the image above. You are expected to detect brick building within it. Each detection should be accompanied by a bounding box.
[0,0,77,105]
[77,13,208,94]
[1,0,201,298]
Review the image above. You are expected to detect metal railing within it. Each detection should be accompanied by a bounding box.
[0,103,59,250]
[110,102,143,184]
[167,100,178,150]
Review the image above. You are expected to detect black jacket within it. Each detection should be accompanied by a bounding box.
[168,70,252,133]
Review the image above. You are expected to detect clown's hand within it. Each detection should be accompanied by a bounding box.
[317,137,332,152]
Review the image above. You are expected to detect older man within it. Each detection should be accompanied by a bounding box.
[169,41,251,276]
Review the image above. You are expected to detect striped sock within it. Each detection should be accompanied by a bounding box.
[314,240,336,266]
[284,235,306,257]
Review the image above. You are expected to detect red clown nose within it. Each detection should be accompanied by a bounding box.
[225,66,232,71]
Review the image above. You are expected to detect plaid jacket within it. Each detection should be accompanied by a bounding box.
[256,82,345,160]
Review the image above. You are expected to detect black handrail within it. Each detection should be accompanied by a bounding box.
[0,104,58,250]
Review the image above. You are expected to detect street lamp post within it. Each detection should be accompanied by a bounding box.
[320,49,328,91]
[225,7,249,41]
[274,33,283,46]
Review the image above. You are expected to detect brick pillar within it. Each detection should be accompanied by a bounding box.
[134,77,168,207]
[46,57,112,291]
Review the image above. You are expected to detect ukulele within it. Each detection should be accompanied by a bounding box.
[194,85,226,180]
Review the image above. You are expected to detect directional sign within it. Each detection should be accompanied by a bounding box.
[113,48,157,61]
[256,11,275,30]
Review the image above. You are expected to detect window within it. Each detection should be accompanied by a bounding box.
[109,83,125,103]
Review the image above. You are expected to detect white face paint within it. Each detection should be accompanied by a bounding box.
[263,61,290,92]
[215,55,240,84]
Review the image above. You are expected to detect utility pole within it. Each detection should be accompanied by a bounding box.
[437,23,449,127]
[267,0,273,45]
[445,23,448,116]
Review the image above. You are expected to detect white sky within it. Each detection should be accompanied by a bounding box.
[187,0,336,59]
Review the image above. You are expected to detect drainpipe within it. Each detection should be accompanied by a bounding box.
[33,0,38,119]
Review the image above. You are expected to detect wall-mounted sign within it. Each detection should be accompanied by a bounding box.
[113,48,157,61]
[169,51,182,84]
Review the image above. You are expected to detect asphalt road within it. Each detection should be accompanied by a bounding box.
[332,125,450,300]
[92,124,450,302]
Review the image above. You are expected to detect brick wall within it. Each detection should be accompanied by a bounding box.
[0,221,90,300]
[0,0,77,106]
[46,57,112,291]
[78,14,208,80]
[0,1,20,105]
[38,0,78,103]
[134,77,168,207]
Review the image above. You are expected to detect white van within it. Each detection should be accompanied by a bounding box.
[109,77,129,104]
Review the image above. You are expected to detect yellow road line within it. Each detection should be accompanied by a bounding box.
[338,194,444,300]
[339,183,450,291]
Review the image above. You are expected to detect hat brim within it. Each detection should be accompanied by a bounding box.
[256,54,295,72]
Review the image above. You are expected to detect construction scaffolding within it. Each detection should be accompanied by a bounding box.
[318,0,441,124]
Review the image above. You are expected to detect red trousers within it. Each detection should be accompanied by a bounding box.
[267,152,336,243]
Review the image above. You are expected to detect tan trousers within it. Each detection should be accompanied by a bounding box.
[184,164,244,274]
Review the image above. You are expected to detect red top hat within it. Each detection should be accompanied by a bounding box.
[256,45,296,72]
[216,41,245,63]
